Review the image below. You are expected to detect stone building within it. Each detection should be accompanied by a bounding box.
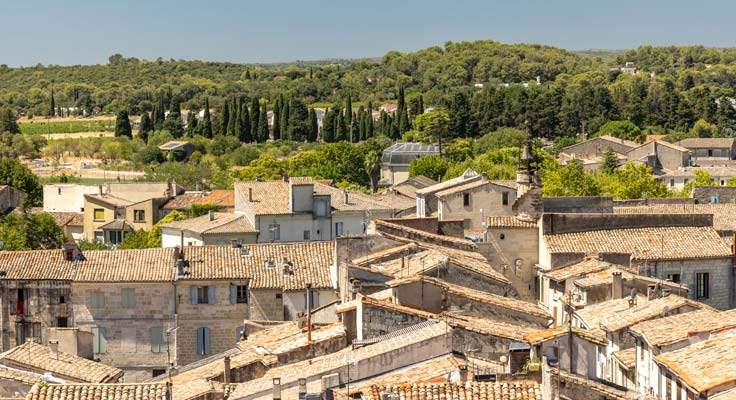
[626,140,691,174]
[558,135,639,171]
[675,137,736,161]
[159,211,258,247]
[415,168,481,218]
[0,185,24,214]
[434,176,517,230]
[691,185,736,204]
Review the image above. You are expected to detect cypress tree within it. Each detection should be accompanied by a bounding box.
[240,101,252,143]
[221,98,230,135]
[202,98,213,138]
[280,100,289,138]
[259,104,269,142]
[287,98,310,141]
[418,95,424,115]
[151,103,160,130]
[138,112,153,143]
[233,98,243,139]
[273,95,282,140]
[114,110,132,138]
[335,108,346,142]
[345,95,353,127]
[249,98,260,141]
[367,101,374,138]
[163,98,183,138]
[157,95,166,128]
[322,108,335,143]
[308,108,318,142]
[227,100,237,136]
[185,111,198,137]
[49,89,55,117]
[357,106,366,141]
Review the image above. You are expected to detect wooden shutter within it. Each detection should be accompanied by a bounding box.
[190,286,198,304]
[196,328,204,355]
[203,327,211,355]
[230,285,237,304]
[208,285,216,304]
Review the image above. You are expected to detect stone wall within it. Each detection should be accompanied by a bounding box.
[445,291,548,326]
[542,213,713,235]
[614,198,694,207]
[562,137,635,159]
[249,289,284,321]
[361,302,427,338]
[543,197,614,214]
[482,227,539,301]
[438,220,465,237]
[0,186,24,213]
[437,183,515,229]
[691,186,736,204]
[434,264,513,297]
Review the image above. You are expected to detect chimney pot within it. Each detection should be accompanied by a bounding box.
[283,174,289,182]
[458,364,469,383]
[343,190,349,205]
[298,378,307,396]
[612,271,624,300]
[208,210,215,221]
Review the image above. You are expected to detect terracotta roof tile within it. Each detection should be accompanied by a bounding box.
[0,250,77,280]
[25,383,167,400]
[544,226,731,261]
[676,137,735,149]
[612,347,636,370]
[614,204,736,233]
[630,309,736,347]
[74,248,176,282]
[0,365,43,385]
[162,193,204,210]
[654,332,736,392]
[0,341,122,383]
[487,216,537,228]
[159,212,256,234]
[193,190,234,208]
[364,381,542,400]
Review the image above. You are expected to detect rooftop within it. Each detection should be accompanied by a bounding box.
[434,178,517,198]
[193,189,235,208]
[388,175,438,199]
[676,137,735,149]
[0,365,43,385]
[162,192,204,210]
[0,341,122,383]
[25,383,168,400]
[487,216,538,228]
[159,212,257,234]
[543,226,732,261]
[575,295,708,338]
[415,169,480,196]
[543,258,620,282]
[363,381,542,400]
[654,333,736,392]
[382,143,439,165]
[629,308,736,347]
[614,203,736,233]
[158,140,192,151]
[612,347,636,370]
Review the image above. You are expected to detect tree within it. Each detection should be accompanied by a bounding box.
[345,95,353,128]
[596,163,668,200]
[682,169,717,195]
[596,120,642,142]
[689,118,719,138]
[364,150,381,193]
[273,95,282,140]
[114,110,132,138]
[542,160,600,197]
[163,99,183,138]
[202,98,213,138]
[0,213,65,250]
[238,100,252,143]
[258,104,269,142]
[444,139,474,163]
[601,147,620,174]
[449,91,471,137]
[49,89,56,117]
[146,211,188,248]
[0,107,19,134]
[250,98,260,141]
[287,98,310,141]
[308,108,318,142]
[118,229,150,249]
[474,128,527,154]
[139,112,153,143]
[396,86,411,134]
[409,155,449,181]
[414,111,450,147]
[185,111,198,136]
[221,98,230,136]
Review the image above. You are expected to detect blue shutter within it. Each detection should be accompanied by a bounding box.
[204,327,211,354]
[190,286,198,305]
[196,328,204,355]
[230,285,237,304]
[208,285,216,304]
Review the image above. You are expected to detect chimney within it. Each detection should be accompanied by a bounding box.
[458,364,468,383]
[305,282,313,344]
[298,378,307,397]
[208,210,215,221]
[248,187,253,202]
[343,190,349,205]
[272,378,282,400]
[283,174,289,182]
[98,185,103,196]
[48,340,59,360]
[612,271,624,299]
[223,356,231,384]
[481,172,488,182]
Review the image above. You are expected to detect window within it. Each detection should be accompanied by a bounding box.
[93,208,105,221]
[670,179,675,187]
[151,327,166,353]
[196,327,211,355]
[303,291,319,309]
[231,285,248,304]
[314,198,329,217]
[335,222,344,236]
[235,326,245,342]
[57,317,68,328]
[268,224,280,241]
[121,288,136,308]
[133,210,145,222]
[108,231,123,245]
[94,231,104,242]
[190,285,215,305]
[666,274,681,284]
[92,326,107,354]
[32,323,41,341]
[90,292,105,308]
[58,188,62,195]
[463,193,470,206]
[696,273,709,299]
[303,230,311,240]
[152,369,166,378]
[502,191,509,206]
[711,195,720,204]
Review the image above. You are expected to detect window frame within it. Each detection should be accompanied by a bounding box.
[121,288,136,308]
[303,230,311,240]
[151,326,166,353]
[462,192,470,207]
[502,191,509,206]
[196,327,211,356]
[268,223,280,241]
[92,326,107,354]
[236,285,248,304]
[93,208,105,221]
[90,292,105,309]
[133,209,146,222]
[696,272,709,299]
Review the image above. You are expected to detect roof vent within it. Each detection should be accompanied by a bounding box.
[240,247,252,256]
[265,257,276,268]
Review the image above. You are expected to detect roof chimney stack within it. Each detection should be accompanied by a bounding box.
[272,378,282,400]
[458,364,469,383]
[208,210,215,221]
[98,185,103,196]
[298,378,307,397]
[248,187,253,202]
[612,271,624,299]
[48,340,59,360]
[343,190,349,205]
[283,174,289,182]
[223,355,231,384]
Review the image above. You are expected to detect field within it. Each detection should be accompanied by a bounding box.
[19,119,116,135]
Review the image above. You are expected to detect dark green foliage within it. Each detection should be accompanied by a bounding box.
[273,95,282,140]
[49,89,55,117]
[238,100,251,142]
[202,98,213,138]
[0,213,65,250]
[601,147,620,173]
[258,103,269,142]
[221,98,230,135]
[190,204,221,217]
[138,111,153,143]
[409,155,449,181]
[0,107,19,133]
[322,107,335,143]
[308,108,318,142]
[114,110,132,138]
[287,98,310,141]
[280,100,289,138]
[449,91,471,137]
[250,98,260,141]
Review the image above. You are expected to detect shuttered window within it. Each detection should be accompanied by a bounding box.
[92,326,107,354]
[190,286,216,304]
[196,327,211,355]
[90,292,105,308]
[230,285,249,304]
[151,327,166,353]
[121,288,136,308]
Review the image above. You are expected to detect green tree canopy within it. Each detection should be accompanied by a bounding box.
[596,120,642,142]
[409,155,449,181]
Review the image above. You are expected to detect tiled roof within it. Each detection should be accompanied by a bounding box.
[363,381,542,400]
[543,258,620,282]
[676,137,735,149]
[371,190,416,211]
[555,369,631,400]
[544,226,732,261]
[415,169,481,196]
[575,295,708,337]
[629,309,736,347]
[386,275,547,319]
[159,212,257,234]
[226,321,449,399]
[659,166,736,178]
[0,250,76,280]
[172,379,221,400]
[162,192,204,210]
[193,190,234,208]
[487,216,537,228]
[97,219,133,231]
[523,326,607,346]
[375,219,477,251]
[614,204,736,233]
[654,333,736,392]
[0,341,122,383]
[84,194,132,207]
[572,268,687,292]
[74,248,176,282]
[353,243,419,266]
[312,182,394,212]
[612,347,636,370]
[0,365,43,385]
[436,179,518,198]
[712,388,736,400]
[36,211,84,227]
[25,383,167,400]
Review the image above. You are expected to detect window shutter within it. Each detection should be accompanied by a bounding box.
[190,286,197,305]
[208,285,216,304]
[230,285,237,305]
[235,326,244,342]
[92,327,99,354]
[196,328,204,355]
[204,327,211,355]
[99,327,106,354]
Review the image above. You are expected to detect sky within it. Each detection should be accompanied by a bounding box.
[1,0,735,66]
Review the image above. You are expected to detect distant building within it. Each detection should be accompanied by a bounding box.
[676,137,736,161]
[158,140,195,161]
[379,142,440,186]
[159,211,258,247]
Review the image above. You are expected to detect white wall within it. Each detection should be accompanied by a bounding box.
[44,184,103,212]
[161,229,203,248]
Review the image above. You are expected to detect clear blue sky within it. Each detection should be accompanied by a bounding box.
[2,0,735,66]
